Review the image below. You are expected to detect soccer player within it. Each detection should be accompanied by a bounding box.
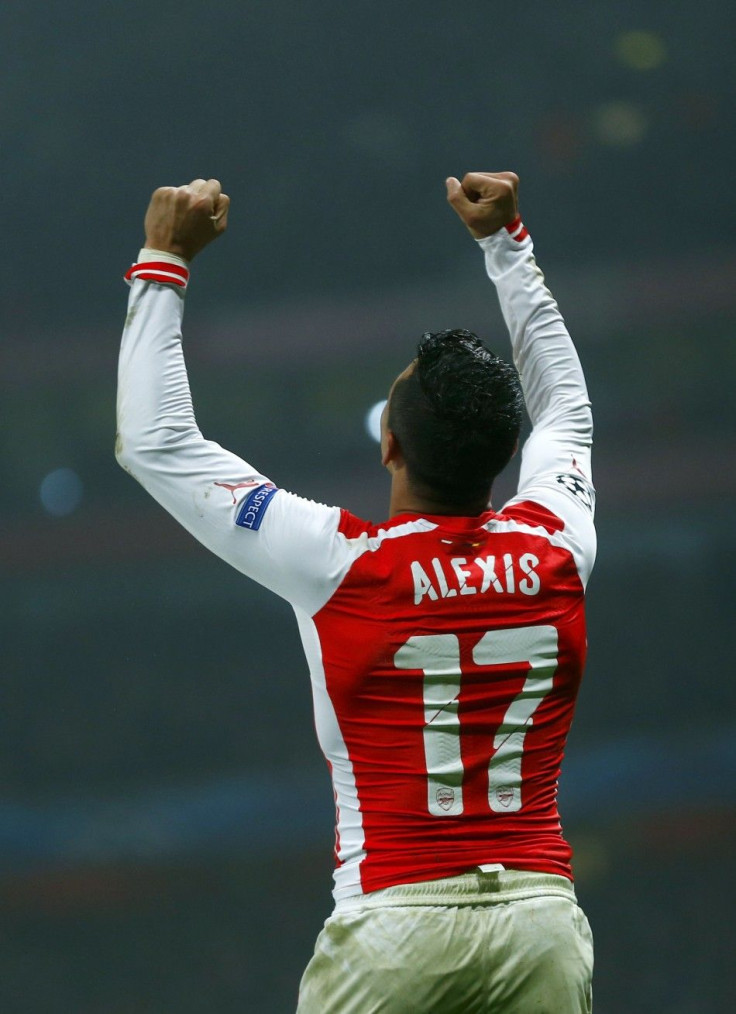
[117,172,595,1013]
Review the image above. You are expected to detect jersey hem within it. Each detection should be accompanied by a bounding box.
[333,854,574,901]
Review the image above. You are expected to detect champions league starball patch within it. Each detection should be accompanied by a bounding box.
[554,473,595,512]
[235,483,278,531]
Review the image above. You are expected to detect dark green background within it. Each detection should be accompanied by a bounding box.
[1,2,734,1010]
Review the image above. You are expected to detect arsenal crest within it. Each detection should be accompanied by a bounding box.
[495,786,515,808]
[436,787,456,811]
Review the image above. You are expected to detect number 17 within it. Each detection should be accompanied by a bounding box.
[394,625,558,817]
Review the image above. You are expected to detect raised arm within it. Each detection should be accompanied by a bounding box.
[446,172,595,581]
[116,180,349,615]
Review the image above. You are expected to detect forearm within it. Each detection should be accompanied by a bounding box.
[478,221,593,477]
[117,256,202,474]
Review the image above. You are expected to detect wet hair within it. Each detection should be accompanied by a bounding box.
[388,329,523,509]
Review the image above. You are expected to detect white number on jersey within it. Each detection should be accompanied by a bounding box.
[394,625,558,817]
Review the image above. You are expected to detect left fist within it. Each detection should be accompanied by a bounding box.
[143,178,230,261]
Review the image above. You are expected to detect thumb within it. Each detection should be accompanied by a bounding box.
[445,176,463,202]
[445,176,473,214]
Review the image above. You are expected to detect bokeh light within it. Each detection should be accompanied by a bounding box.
[364,399,387,443]
[39,467,84,517]
[593,101,648,146]
[615,30,667,71]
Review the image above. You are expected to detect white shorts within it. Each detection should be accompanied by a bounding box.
[297,868,593,1014]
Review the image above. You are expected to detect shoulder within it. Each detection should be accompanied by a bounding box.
[500,499,566,534]
[336,508,376,540]
[500,489,596,590]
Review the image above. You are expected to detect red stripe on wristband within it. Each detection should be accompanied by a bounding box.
[504,216,529,242]
[124,261,190,288]
[131,269,187,287]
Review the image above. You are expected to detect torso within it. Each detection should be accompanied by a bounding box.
[297,502,588,899]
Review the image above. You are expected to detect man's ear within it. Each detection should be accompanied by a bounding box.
[382,429,404,470]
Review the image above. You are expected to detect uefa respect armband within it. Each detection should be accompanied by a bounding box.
[235,483,279,531]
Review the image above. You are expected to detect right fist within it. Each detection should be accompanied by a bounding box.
[143,178,230,261]
[445,172,519,238]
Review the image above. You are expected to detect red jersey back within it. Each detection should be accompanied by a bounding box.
[307,500,588,897]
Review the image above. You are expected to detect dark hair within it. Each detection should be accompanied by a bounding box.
[388,329,523,509]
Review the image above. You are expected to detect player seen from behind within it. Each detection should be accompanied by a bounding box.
[116,171,596,1013]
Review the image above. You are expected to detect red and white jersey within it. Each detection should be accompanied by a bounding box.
[117,220,595,901]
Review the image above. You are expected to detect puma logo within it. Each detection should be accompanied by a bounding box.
[214,480,261,504]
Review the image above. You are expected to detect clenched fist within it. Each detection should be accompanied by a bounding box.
[445,172,519,238]
[143,178,230,261]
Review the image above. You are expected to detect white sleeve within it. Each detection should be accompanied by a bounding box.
[478,220,596,584]
[116,259,358,616]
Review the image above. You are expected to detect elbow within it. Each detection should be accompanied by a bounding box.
[115,423,148,481]
[570,401,594,447]
[114,431,126,466]
[115,429,138,479]
[115,421,197,479]
[537,400,593,449]
[575,398,593,429]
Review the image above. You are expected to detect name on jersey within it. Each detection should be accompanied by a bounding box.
[411,553,541,606]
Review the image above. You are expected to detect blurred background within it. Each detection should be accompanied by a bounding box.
[1,1,735,1011]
